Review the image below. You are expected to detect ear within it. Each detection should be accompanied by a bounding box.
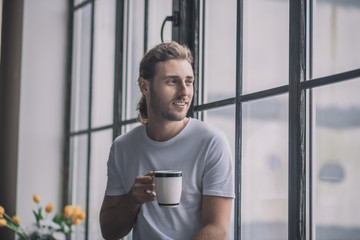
[139,77,150,96]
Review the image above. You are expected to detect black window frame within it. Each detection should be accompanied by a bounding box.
[64,0,360,239]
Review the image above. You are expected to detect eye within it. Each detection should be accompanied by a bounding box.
[166,78,177,85]
[169,79,177,84]
[186,79,194,85]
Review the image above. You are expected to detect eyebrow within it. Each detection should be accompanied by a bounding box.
[163,75,194,79]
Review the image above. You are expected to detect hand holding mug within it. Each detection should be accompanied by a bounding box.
[129,171,156,205]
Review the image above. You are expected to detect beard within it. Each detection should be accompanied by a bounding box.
[149,85,189,121]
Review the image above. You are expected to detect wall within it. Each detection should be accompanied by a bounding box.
[16,0,68,226]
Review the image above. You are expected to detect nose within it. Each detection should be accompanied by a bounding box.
[177,81,187,96]
[178,80,191,97]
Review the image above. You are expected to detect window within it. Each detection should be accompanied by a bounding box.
[66,0,360,239]
[67,1,117,239]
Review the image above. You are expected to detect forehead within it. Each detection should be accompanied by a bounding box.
[154,59,194,77]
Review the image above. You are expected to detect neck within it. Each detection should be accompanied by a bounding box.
[145,117,189,142]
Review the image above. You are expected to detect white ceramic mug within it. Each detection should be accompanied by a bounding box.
[154,170,182,208]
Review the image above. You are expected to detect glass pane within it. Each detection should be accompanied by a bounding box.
[88,130,113,240]
[203,105,235,240]
[123,0,145,120]
[243,0,289,94]
[203,0,237,103]
[70,134,88,239]
[71,5,92,131]
[148,0,172,47]
[313,1,360,78]
[74,0,87,7]
[241,94,288,240]
[313,78,360,239]
[204,105,235,161]
[92,0,116,128]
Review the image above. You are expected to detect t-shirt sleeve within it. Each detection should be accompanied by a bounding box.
[202,132,235,198]
[105,143,126,196]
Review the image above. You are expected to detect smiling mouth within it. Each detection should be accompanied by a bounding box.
[173,102,186,106]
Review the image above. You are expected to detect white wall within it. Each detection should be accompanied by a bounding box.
[16,0,68,225]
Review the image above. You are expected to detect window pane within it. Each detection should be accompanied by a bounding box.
[148,0,172,47]
[313,1,360,78]
[74,0,88,7]
[70,134,88,239]
[243,0,289,94]
[203,105,235,160]
[123,0,145,120]
[203,0,237,103]
[203,105,235,240]
[241,94,288,240]
[92,0,116,128]
[71,6,92,131]
[313,78,360,239]
[89,130,113,240]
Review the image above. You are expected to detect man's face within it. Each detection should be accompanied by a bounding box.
[148,59,194,122]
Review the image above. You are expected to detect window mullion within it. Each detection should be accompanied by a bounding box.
[84,2,96,239]
[288,0,307,239]
[235,0,244,239]
[113,0,125,139]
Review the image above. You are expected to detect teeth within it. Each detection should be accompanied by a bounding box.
[174,102,185,106]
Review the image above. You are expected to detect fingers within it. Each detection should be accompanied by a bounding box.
[135,174,154,184]
[146,171,155,177]
[129,173,156,205]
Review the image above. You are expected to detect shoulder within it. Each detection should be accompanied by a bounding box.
[113,124,145,146]
[189,118,225,137]
[188,118,228,144]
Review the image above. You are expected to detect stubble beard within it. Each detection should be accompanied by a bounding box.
[149,87,188,122]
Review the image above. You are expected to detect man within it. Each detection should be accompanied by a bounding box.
[100,41,234,240]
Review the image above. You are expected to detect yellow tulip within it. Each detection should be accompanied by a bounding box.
[12,216,21,225]
[33,194,41,204]
[77,212,86,220]
[73,205,80,218]
[0,219,7,227]
[0,206,4,218]
[64,205,73,218]
[45,203,53,213]
[72,217,81,225]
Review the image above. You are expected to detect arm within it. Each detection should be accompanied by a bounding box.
[100,172,156,240]
[191,195,233,240]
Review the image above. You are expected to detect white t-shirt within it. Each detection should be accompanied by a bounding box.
[105,118,235,240]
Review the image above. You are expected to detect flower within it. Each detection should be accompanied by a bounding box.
[0,205,4,218]
[72,218,80,225]
[33,194,41,204]
[45,203,53,213]
[0,219,7,227]
[64,205,73,218]
[72,205,80,218]
[12,215,21,225]
[0,194,86,240]
[77,212,86,220]
[52,231,66,240]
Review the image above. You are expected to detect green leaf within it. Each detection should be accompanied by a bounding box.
[65,220,72,228]
[52,213,64,225]
[37,207,44,220]
[32,210,38,219]
[16,231,30,240]
[6,222,18,232]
